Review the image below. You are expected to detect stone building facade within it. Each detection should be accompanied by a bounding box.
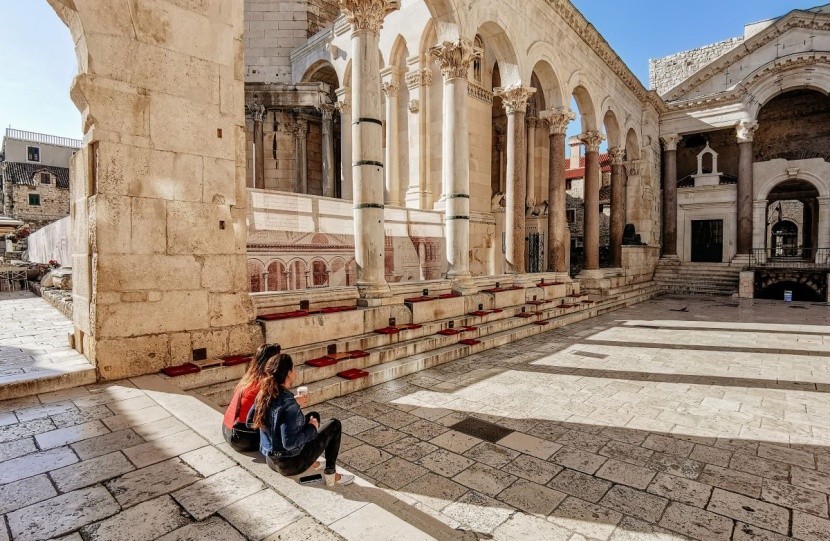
[0,129,79,232]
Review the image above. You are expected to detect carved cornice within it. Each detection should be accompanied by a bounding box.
[665,53,830,112]
[664,12,830,101]
[609,147,625,165]
[736,120,759,144]
[493,84,536,115]
[429,38,482,80]
[405,68,433,90]
[338,0,400,34]
[579,131,604,153]
[661,134,680,151]
[542,107,576,135]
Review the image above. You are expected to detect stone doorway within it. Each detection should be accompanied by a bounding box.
[690,219,723,262]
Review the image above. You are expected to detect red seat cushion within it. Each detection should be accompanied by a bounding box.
[404,296,434,303]
[398,324,423,331]
[491,308,504,313]
[459,339,481,346]
[374,327,400,335]
[534,321,550,326]
[459,326,477,332]
[306,356,338,368]
[515,312,535,319]
[338,368,369,380]
[559,303,574,308]
[467,310,489,317]
[527,300,546,306]
[438,293,460,299]
[258,310,308,321]
[437,329,461,336]
[348,350,370,359]
[221,355,252,367]
[161,363,201,377]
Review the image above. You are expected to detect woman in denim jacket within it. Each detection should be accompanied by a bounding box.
[250,353,353,486]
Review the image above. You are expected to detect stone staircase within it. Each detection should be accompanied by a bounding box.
[654,261,742,296]
[175,279,661,410]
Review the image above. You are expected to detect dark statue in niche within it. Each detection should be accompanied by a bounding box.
[622,223,644,245]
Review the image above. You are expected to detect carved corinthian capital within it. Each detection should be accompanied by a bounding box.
[338,0,400,34]
[493,84,536,115]
[320,103,335,122]
[543,106,576,135]
[579,131,604,153]
[429,38,482,80]
[660,134,680,151]
[736,120,759,144]
[610,147,625,165]
[382,80,399,97]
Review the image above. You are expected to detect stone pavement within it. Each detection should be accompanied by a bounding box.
[0,291,95,400]
[0,296,829,540]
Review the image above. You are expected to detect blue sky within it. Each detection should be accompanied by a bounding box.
[0,1,812,141]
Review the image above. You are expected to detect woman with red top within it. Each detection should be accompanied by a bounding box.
[222,343,281,452]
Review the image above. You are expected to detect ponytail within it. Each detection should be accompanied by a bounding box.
[251,353,293,429]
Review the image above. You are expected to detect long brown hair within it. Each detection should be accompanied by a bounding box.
[251,353,294,429]
[236,343,281,393]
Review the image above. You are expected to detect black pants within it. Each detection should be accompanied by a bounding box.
[268,416,342,476]
[222,424,260,453]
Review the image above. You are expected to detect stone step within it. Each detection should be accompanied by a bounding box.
[194,283,660,409]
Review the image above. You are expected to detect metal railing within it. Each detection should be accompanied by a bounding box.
[749,247,830,269]
[4,128,82,149]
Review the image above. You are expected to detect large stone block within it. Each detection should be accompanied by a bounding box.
[97,290,210,338]
[166,201,236,255]
[96,334,171,381]
[130,197,167,254]
[208,293,256,328]
[201,255,248,293]
[90,194,132,255]
[203,157,237,206]
[228,324,264,356]
[96,255,201,293]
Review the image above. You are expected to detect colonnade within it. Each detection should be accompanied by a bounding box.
[337,0,630,297]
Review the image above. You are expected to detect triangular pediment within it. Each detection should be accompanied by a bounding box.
[664,8,830,102]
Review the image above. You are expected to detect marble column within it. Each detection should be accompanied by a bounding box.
[661,134,680,258]
[736,120,758,256]
[580,131,604,270]
[609,146,626,268]
[339,0,399,298]
[335,87,352,199]
[382,77,401,206]
[818,197,830,260]
[289,118,309,194]
[431,38,480,292]
[545,107,574,273]
[494,84,536,274]
[321,103,336,198]
[252,105,266,189]
[526,116,537,209]
[404,64,433,209]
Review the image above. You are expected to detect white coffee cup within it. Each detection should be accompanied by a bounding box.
[297,386,308,397]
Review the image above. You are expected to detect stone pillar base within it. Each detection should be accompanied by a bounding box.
[738,271,755,299]
[730,253,750,269]
[449,274,478,295]
[577,268,624,293]
[659,255,681,266]
[357,282,392,302]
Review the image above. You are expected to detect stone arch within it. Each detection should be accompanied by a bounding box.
[474,20,521,87]
[248,259,265,293]
[266,259,287,291]
[757,174,829,201]
[602,109,621,149]
[571,84,599,132]
[311,258,329,286]
[286,258,307,290]
[743,59,830,120]
[527,56,566,110]
[390,35,409,69]
[45,1,256,378]
[329,256,348,287]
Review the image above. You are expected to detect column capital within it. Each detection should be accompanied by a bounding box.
[541,107,575,135]
[335,87,351,115]
[286,118,309,139]
[660,134,681,151]
[320,102,335,121]
[609,147,625,165]
[494,84,536,115]
[579,131,604,153]
[382,80,400,97]
[338,0,400,33]
[429,38,481,80]
[526,116,538,129]
[625,159,642,176]
[736,120,759,144]
[247,104,265,122]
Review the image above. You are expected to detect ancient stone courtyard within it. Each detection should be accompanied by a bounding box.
[1,296,829,541]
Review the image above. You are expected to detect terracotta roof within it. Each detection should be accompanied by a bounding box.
[564,153,612,180]
[1,162,69,189]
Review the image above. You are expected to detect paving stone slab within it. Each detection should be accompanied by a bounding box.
[600,484,669,524]
[608,516,695,541]
[156,517,247,541]
[729,453,791,483]
[34,420,110,450]
[399,472,469,512]
[757,443,815,469]
[706,488,789,535]
[497,431,562,460]
[443,490,514,535]
[383,436,439,462]
[0,418,55,444]
[551,446,608,475]
[648,453,704,480]
[792,510,830,541]
[179,446,236,477]
[791,465,830,495]
[355,425,407,447]
[496,478,566,516]
[106,457,201,508]
[218,489,305,540]
[329,502,437,541]
[172,466,265,520]
[338,443,393,472]
[0,474,56,515]
[698,464,763,498]
[646,472,713,508]
[463,442,520,468]
[548,468,613,503]
[80,495,190,541]
[733,521,794,541]
[452,462,517,497]
[503,454,562,485]
[659,501,733,541]
[123,429,208,468]
[761,478,829,517]
[415,449,475,478]
[596,458,657,489]
[263,516,344,541]
[7,485,120,541]
[0,437,36,462]
[549,496,623,541]
[491,513,572,541]
[429,430,483,454]
[0,446,77,484]
[365,456,429,490]
[50,451,135,493]
[71,429,145,460]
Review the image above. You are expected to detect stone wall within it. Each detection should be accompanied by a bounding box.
[27,216,71,265]
[245,0,309,83]
[755,89,830,163]
[676,129,739,180]
[649,37,743,95]
[307,0,339,37]
[10,182,69,231]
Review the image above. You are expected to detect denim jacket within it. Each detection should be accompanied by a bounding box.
[248,389,317,458]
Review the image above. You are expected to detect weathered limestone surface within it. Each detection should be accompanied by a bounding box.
[46,0,261,380]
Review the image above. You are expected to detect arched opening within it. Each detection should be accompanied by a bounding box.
[566,85,599,276]
[267,260,287,291]
[766,180,819,260]
[311,259,328,287]
[247,260,265,293]
[288,259,307,290]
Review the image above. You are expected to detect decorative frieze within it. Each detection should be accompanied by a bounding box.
[405,68,433,90]
[429,38,482,80]
[494,85,536,115]
[467,81,493,104]
[338,0,400,34]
